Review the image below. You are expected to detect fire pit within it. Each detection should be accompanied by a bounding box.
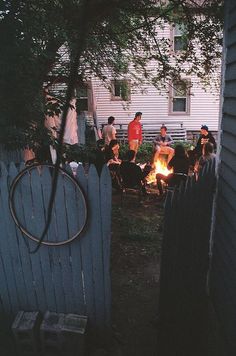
[146,155,173,185]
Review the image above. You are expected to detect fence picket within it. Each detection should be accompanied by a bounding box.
[0,163,13,317]
[76,165,96,322]
[11,162,38,310]
[39,166,66,312]
[100,165,112,327]
[53,173,74,312]
[88,165,106,329]
[1,165,25,310]
[63,166,86,314]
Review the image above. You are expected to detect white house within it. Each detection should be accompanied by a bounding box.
[90,21,220,141]
[48,21,221,144]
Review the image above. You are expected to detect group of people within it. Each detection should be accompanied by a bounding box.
[99,112,217,196]
[93,138,151,194]
[101,112,143,155]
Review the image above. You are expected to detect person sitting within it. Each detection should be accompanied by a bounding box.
[153,125,174,164]
[156,144,189,195]
[120,150,148,195]
[105,139,122,190]
[105,139,121,166]
[194,142,216,177]
[193,125,216,158]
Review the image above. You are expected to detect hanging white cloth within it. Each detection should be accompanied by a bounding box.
[63,98,79,145]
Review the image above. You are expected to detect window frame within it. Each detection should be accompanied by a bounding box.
[171,23,187,52]
[75,82,91,112]
[110,79,131,101]
[168,79,191,116]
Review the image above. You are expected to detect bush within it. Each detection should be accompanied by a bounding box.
[63,143,97,163]
[119,142,153,163]
[172,140,194,151]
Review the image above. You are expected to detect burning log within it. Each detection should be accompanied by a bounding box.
[146,157,173,185]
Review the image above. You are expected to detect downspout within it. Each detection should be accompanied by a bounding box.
[90,81,102,140]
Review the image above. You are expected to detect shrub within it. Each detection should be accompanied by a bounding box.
[119,142,153,163]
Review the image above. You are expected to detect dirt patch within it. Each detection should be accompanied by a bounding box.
[110,191,163,356]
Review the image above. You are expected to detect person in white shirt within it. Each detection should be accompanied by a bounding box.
[102,116,116,146]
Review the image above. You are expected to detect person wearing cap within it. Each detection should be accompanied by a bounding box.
[194,125,216,157]
[128,112,143,153]
[153,125,174,163]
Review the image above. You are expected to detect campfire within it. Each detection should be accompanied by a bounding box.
[146,157,173,184]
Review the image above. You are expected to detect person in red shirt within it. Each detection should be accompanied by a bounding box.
[128,112,142,153]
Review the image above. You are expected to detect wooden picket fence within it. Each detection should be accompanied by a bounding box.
[0,145,23,164]
[0,161,112,332]
[158,159,216,355]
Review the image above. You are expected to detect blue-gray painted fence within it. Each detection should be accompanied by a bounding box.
[158,160,216,355]
[0,161,112,331]
[0,145,23,164]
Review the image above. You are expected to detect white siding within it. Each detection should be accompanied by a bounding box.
[93,78,219,131]
[92,21,220,131]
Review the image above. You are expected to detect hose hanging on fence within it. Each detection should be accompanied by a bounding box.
[9,163,88,247]
[9,1,90,253]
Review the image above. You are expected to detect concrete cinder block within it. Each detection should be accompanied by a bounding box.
[11,310,42,356]
[61,314,88,355]
[40,311,88,356]
[40,311,65,351]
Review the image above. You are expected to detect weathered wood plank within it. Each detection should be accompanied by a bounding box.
[39,166,66,312]
[87,165,106,328]
[217,185,236,218]
[76,165,96,323]
[28,167,53,311]
[5,163,29,311]
[53,172,75,312]
[12,162,38,310]
[63,166,86,314]
[223,79,236,98]
[221,113,236,137]
[226,26,236,47]
[100,165,112,327]
[220,130,236,155]
[0,163,14,316]
[220,146,236,173]
[219,161,236,187]
[218,174,236,212]
[215,196,236,241]
[223,97,236,118]
[210,267,235,355]
[225,42,236,66]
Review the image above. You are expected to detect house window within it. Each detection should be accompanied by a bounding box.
[169,80,190,115]
[173,24,187,52]
[76,84,88,111]
[111,79,131,101]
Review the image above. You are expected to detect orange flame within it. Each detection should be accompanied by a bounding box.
[147,158,173,184]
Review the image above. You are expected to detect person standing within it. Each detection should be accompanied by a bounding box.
[128,112,142,153]
[102,116,116,146]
